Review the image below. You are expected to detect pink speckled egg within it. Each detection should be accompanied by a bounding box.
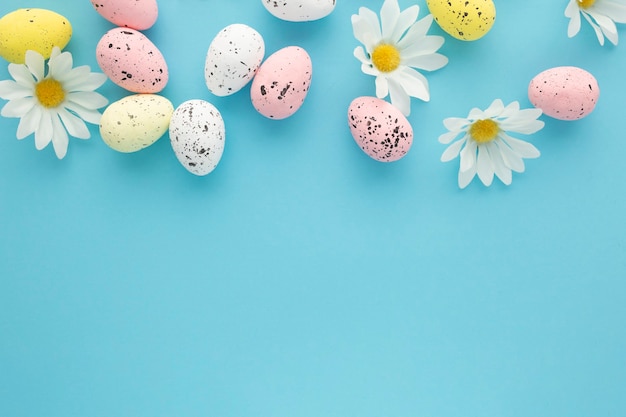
[96,28,168,93]
[250,46,312,120]
[348,97,414,162]
[528,66,599,121]
[90,0,158,30]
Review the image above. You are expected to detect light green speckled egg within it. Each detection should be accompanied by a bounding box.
[100,94,174,153]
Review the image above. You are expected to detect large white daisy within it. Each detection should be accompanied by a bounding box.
[439,99,544,189]
[351,0,448,116]
[0,47,108,159]
[565,0,626,45]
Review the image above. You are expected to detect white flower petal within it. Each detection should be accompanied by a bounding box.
[397,14,434,49]
[459,138,477,172]
[58,107,91,139]
[495,138,525,173]
[56,65,90,88]
[582,12,606,45]
[8,63,36,88]
[391,5,419,44]
[352,15,377,51]
[48,50,74,80]
[439,130,462,145]
[500,132,540,159]
[401,36,445,59]
[565,0,580,18]
[591,11,619,44]
[443,117,469,131]
[593,1,626,23]
[394,66,430,101]
[354,46,370,65]
[375,75,389,98]
[66,91,108,110]
[71,72,108,92]
[487,142,512,185]
[441,138,465,162]
[357,7,382,44]
[380,0,401,40]
[361,63,379,76]
[0,80,32,100]
[25,50,45,82]
[65,102,102,125]
[566,2,582,37]
[16,106,42,139]
[476,145,494,186]
[388,77,411,116]
[403,53,448,71]
[484,99,505,118]
[51,113,69,159]
[1,96,35,117]
[35,109,54,150]
[458,162,477,189]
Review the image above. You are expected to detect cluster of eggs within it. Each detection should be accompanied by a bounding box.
[91,0,225,176]
[92,0,336,176]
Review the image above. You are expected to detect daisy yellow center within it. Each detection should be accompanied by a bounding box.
[371,44,401,73]
[469,119,499,143]
[577,0,595,8]
[35,78,66,108]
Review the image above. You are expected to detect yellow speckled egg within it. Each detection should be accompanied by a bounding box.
[426,0,496,41]
[100,94,174,153]
[0,8,72,63]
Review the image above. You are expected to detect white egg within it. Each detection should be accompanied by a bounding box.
[204,24,265,97]
[169,100,225,176]
[261,0,336,22]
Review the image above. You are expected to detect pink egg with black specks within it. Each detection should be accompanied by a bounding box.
[348,97,414,162]
[96,27,168,94]
[90,0,158,30]
[528,66,599,121]
[250,46,312,120]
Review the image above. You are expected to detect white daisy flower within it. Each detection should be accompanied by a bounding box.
[439,99,544,189]
[565,0,626,45]
[0,47,108,159]
[351,0,448,116]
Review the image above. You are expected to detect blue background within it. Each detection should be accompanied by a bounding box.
[1,1,625,416]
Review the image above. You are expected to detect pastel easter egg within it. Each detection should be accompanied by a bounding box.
[250,46,312,120]
[96,27,168,93]
[0,8,72,64]
[205,24,265,97]
[528,66,599,121]
[169,100,226,176]
[262,0,336,22]
[90,0,158,31]
[100,94,174,153]
[348,97,414,162]
[426,0,496,41]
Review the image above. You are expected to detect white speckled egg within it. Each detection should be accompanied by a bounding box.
[262,0,336,22]
[426,0,496,41]
[0,8,72,64]
[169,100,225,176]
[96,27,168,93]
[100,94,174,153]
[528,66,600,121]
[250,46,312,120]
[348,97,414,162]
[90,0,158,30]
[205,24,265,97]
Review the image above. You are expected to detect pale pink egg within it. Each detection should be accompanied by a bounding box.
[528,66,599,121]
[348,97,414,162]
[90,0,158,31]
[250,46,312,120]
[96,28,168,93]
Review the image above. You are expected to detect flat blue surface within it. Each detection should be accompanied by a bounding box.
[1,1,625,416]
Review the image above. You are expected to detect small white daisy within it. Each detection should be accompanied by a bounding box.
[351,0,448,116]
[565,0,626,45]
[439,99,544,189]
[0,47,108,159]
